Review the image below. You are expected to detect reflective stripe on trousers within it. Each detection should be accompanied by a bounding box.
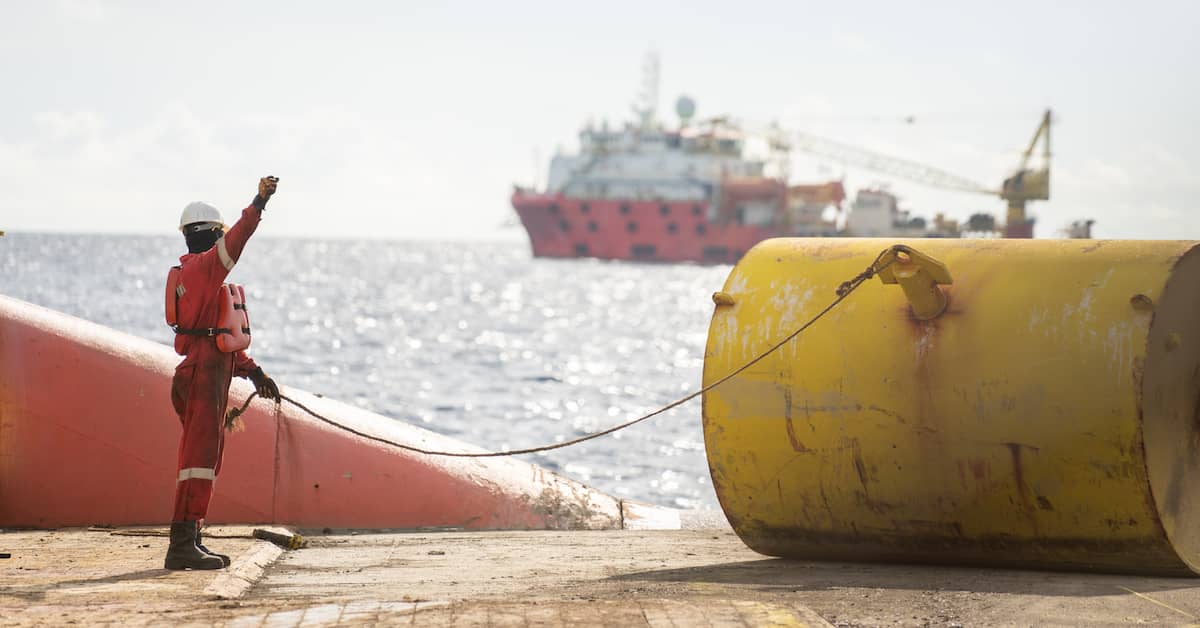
[178,467,216,482]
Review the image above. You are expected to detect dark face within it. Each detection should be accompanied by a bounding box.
[183,223,225,254]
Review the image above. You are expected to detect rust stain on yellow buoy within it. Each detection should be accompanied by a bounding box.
[702,238,1200,575]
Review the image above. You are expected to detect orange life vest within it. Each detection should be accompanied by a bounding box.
[215,284,251,353]
[165,266,183,328]
[165,265,252,353]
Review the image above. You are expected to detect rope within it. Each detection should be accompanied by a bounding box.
[225,247,897,458]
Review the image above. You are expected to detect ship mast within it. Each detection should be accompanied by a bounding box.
[633,51,660,132]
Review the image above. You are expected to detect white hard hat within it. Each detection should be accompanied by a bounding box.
[179,201,226,232]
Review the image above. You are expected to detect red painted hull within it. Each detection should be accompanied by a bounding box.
[512,192,786,264]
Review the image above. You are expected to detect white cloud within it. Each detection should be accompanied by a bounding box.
[54,0,107,22]
[1080,158,1132,187]
[829,29,876,55]
[0,104,522,239]
[32,110,106,140]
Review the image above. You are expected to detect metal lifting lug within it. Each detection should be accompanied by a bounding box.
[712,291,736,307]
[876,245,953,320]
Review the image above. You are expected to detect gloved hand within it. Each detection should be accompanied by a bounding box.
[248,367,281,402]
[254,176,279,208]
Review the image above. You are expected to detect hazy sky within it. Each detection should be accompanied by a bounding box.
[2,0,1196,239]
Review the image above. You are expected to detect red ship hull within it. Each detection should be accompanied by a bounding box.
[511,191,786,264]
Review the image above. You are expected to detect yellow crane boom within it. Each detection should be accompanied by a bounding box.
[784,131,998,196]
[780,109,1052,238]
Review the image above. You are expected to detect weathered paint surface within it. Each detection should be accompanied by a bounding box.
[703,238,1200,575]
[0,295,636,530]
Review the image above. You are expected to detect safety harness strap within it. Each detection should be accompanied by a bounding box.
[172,326,233,337]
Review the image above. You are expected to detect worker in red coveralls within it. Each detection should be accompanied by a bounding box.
[164,176,282,570]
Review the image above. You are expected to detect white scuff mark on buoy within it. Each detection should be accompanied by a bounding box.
[722,318,740,362]
[1103,321,1134,384]
[1063,269,1114,329]
[769,285,815,337]
[725,273,750,297]
[914,324,936,361]
[1028,306,1046,335]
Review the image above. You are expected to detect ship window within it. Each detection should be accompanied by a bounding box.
[703,245,729,262]
[560,220,570,232]
[587,220,598,232]
[549,204,560,214]
[580,203,590,214]
[620,203,631,215]
[631,244,656,258]
[667,222,678,234]
[627,221,638,233]
[575,243,589,256]
[659,204,670,216]
[692,204,702,216]
[696,224,707,235]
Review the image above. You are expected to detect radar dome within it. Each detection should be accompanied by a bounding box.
[675,95,696,123]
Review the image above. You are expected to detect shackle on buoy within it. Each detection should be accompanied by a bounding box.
[875,245,952,320]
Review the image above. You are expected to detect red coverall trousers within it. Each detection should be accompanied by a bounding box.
[170,339,237,522]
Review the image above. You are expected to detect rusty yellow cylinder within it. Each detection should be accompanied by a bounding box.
[703,238,1200,575]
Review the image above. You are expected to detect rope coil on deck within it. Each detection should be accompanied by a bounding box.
[225,247,899,458]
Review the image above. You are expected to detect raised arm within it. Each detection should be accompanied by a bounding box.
[207,176,279,284]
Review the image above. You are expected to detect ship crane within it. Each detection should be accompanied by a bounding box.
[771,109,1053,238]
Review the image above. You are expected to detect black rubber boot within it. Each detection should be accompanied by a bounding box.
[196,527,232,567]
[164,521,225,570]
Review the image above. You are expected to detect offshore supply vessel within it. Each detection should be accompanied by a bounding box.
[511,58,846,264]
[512,57,1057,262]
[510,117,846,263]
[510,127,847,263]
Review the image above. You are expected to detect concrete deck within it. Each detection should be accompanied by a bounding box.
[4,526,1200,626]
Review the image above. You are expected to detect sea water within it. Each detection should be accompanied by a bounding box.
[1,233,731,510]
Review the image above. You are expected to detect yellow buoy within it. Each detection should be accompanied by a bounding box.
[703,238,1200,575]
